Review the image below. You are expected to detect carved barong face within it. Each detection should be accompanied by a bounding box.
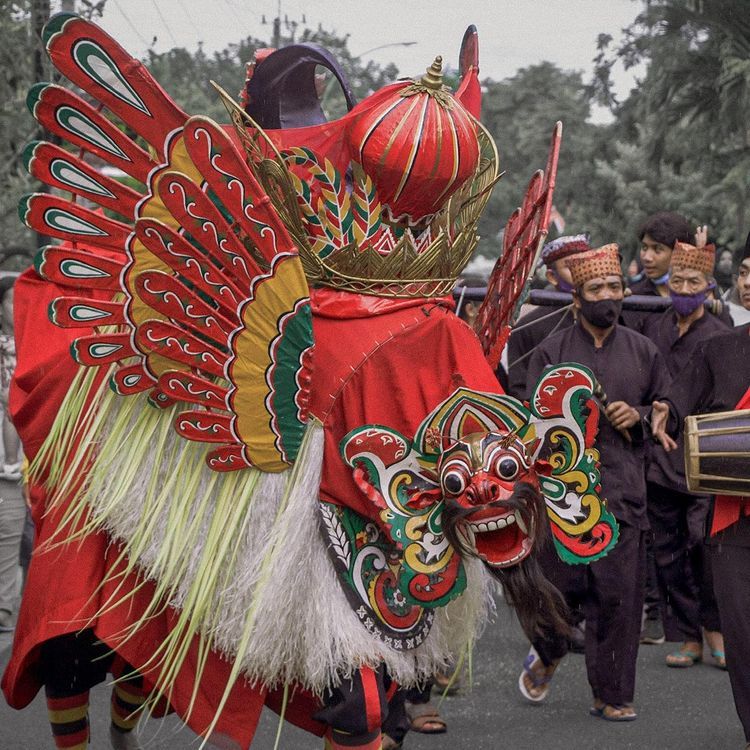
[323,364,619,648]
[438,433,542,568]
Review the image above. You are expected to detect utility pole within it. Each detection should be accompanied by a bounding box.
[266,1,306,48]
[272,0,281,48]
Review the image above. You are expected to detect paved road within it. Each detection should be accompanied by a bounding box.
[0,595,745,749]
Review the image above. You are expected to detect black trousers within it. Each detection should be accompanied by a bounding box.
[315,665,411,745]
[710,542,750,741]
[647,483,721,641]
[533,523,646,705]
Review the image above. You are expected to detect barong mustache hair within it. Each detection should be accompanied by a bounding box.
[442,481,571,642]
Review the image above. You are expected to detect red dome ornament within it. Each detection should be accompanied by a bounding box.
[347,56,480,227]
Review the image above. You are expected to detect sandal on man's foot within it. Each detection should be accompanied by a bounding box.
[382,734,403,750]
[710,649,727,670]
[518,646,558,704]
[590,702,636,721]
[665,642,702,668]
[434,668,461,696]
[405,701,447,734]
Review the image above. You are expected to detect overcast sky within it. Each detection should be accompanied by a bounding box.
[62,0,644,120]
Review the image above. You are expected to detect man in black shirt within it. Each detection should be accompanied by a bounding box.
[643,242,730,669]
[521,245,669,722]
[623,212,692,333]
[505,234,590,399]
[652,325,750,746]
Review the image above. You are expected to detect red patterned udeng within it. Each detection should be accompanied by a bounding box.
[347,57,480,227]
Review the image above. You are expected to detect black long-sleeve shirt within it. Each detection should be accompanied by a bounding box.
[665,324,750,422]
[662,324,750,545]
[527,320,670,529]
[622,276,663,333]
[643,309,731,491]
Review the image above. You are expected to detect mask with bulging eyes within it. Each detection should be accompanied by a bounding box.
[438,433,545,569]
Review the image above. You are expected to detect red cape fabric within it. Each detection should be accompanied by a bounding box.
[1,270,272,746]
[710,386,750,536]
[309,288,502,517]
[2,279,501,747]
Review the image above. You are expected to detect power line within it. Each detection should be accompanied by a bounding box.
[218,0,244,29]
[174,0,202,43]
[150,0,178,48]
[110,0,150,48]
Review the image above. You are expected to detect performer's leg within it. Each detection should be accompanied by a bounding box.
[45,686,90,750]
[40,631,113,748]
[688,500,725,665]
[316,665,388,750]
[710,542,750,742]
[109,661,147,749]
[380,685,410,748]
[641,529,664,643]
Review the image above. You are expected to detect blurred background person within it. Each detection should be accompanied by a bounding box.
[505,234,591,399]
[723,233,750,326]
[714,245,736,295]
[0,277,20,480]
[642,241,729,670]
[0,275,23,633]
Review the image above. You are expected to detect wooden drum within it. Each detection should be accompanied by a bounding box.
[685,409,750,496]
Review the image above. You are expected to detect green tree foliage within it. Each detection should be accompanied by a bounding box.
[479,63,607,258]
[0,1,46,266]
[594,0,750,256]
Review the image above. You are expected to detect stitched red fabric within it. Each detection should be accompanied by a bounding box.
[710,386,750,535]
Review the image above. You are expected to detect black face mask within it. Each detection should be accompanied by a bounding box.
[578,298,622,328]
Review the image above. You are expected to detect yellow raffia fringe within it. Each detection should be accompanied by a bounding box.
[273,683,290,750]
[191,423,319,746]
[30,356,324,746]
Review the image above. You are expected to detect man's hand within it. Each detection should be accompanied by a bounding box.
[651,400,677,451]
[694,224,708,248]
[605,401,640,430]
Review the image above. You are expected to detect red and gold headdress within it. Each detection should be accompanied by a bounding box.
[218,57,498,298]
[566,244,622,287]
[671,241,715,276]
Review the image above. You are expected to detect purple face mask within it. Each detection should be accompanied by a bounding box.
[669,283,714,317]
[551,271,574,294]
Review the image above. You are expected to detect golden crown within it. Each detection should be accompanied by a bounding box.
[216,80,500,298]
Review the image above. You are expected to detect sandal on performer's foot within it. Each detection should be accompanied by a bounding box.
[704,630,727,669]
[665,641,702,668]
[518,646,558,704]
[405,700,447,734]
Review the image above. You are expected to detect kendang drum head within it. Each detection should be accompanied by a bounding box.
[685,409,750,496]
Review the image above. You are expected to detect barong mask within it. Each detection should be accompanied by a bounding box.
[328,364,618,645]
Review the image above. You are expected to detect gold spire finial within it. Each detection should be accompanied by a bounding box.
[420,56,444,90]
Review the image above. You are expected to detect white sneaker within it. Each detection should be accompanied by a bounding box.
[1,463,21,481]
